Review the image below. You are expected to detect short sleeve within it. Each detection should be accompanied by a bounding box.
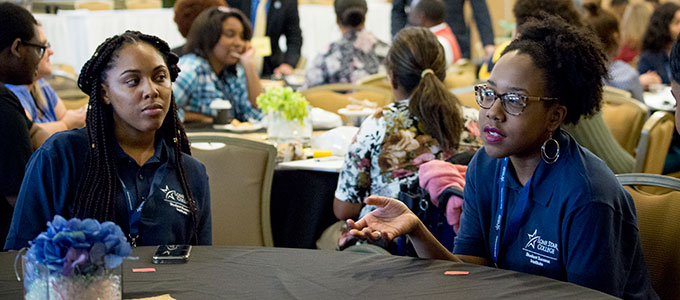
[452,154,488,258]
[334,114,385,204]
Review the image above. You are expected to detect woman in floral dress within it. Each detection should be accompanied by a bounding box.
[332,27,482,241]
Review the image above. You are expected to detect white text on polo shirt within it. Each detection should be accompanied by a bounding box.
[522,229,559,267]
[161,185,189,215]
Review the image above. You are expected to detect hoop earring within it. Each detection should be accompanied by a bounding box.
[541,138,560,164]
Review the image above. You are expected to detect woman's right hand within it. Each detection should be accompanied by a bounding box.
[346,195,423,242]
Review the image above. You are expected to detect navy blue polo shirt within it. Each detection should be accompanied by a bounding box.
[5,128,212,250]
[454,129,657,299]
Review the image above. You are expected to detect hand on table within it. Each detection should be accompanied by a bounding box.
[273,63,294,75]
[346,195,422,242]
[640,70,662,88]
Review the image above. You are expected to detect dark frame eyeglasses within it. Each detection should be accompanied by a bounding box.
[21,40,50,59]
[474,84,558,116]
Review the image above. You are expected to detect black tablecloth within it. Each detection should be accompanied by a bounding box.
[0,246,615,299]
[270,169,339,248]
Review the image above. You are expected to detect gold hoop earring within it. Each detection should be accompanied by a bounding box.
[541,138,560,164]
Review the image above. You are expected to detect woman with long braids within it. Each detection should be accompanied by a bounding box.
[5,31,212,249]
[344,16,657,298]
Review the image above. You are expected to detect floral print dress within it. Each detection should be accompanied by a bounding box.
[334,99,482,218]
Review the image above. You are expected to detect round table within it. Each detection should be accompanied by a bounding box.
[0,246,616,299]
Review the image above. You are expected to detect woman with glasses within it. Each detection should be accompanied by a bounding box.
[173,6,263,123]
[6,25,86,135]
[345,15,657,298]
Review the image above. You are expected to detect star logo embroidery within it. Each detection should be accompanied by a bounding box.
[525,229,540,249]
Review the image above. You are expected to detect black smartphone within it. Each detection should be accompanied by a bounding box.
[152,245,192,264]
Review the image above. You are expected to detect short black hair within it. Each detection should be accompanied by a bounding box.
[642,2,680,53]
[670,34,680,82]
[503,14,608,125]
[183,6,252,58]
[513,0,584,28]
[334,0,367,27]
[0,3,37,51]
[413,0,445,24]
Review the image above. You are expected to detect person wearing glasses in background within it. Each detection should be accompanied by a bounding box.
[0,3,50,249]
[6,24,86,135]
[345,15,658,299]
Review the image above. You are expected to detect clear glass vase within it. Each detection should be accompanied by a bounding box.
[18,253,122,300]
[266,111,312,145]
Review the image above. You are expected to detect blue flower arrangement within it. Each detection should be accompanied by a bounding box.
[26,215,132,276]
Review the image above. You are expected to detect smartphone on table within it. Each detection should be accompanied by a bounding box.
[152,245,192,264]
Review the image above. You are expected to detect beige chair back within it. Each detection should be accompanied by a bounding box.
[634,111,675,174]
[187,132,276,247]
[601,92,649,155]
[603,85,633,98]
[300,83,392,120]
[74,0,113,10]
[356,72,392,91]
[616,173,680,300]
[125,0,161,9]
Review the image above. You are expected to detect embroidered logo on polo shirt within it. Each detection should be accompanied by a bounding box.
[522,229,559,267]
[160,185,189,215]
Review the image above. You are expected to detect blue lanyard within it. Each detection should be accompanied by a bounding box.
[492,157,533,267]
[118,176,146,247]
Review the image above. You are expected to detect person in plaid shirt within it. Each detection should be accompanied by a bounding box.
[173,7,263,123]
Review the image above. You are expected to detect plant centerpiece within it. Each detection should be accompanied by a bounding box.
[19,215,131,300]
[256,86,312,143]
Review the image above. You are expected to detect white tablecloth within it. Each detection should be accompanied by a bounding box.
[35,3,391,74]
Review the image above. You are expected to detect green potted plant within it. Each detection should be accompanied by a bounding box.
[256,87,312,143]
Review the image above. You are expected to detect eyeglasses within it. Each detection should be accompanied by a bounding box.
[474,84,558,116]
[21,40,50,59]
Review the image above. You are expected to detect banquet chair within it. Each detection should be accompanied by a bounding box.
[125,0,161,9]
[187,132,276,247]
[601,92,650,155]
[74,0,113,10]
[300,83,392,119]
[616,173,680,300]
[633,111,675,173]
[356,72,392,91]
[603,85,633,98]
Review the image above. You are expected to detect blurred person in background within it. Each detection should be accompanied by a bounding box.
[304,0,389,88]
[6,24,86,135]
[408,0,461,66]
[637,2,680,86]
[174,7,263,123]
[583,2,644,102]
[615,1,654,64]
[226,0,302,76]
[0,2,49,249]
[172,0,227,57]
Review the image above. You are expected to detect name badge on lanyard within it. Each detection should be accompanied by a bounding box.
[117,163,168,247]
[492,157,533,268]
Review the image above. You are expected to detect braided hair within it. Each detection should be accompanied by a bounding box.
[75,30,199,243]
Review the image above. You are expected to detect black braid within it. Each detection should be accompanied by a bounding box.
[75,30,200,244]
